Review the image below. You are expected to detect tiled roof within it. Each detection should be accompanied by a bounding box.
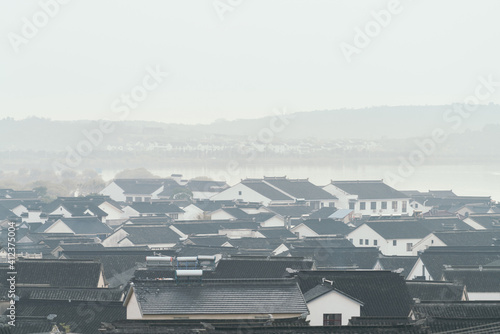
[0,205,16,220]
[176,244,239,257]
[64,253,152,287]
[411,301,500,319]
[186,180,229,192]
[131,279,308,315]
[17,287,123,301]
[376,256,418,277]
[406,281,465,301]
[36,217,113,235]
[219,207,250,219]
[297,270,413,317]
[308,207,338,219]
[129,202,184,214]
[185,235,230,247]
[286,237,355,249]
[332,180,408,199]
[172,221,261,236]
[267,205,315,217]
[12,300,125,334]
[433,230,500,246]
[114,179,165,195]
[192,200,233,212]
[418,217,474,232]
[224,238,278,250]
[264,177,337,200]
[212,258,314,278]
[241,180,293,201]
[125,216,173,224]
[302,283,333,303]
[121,225,181,245]
[7,259,104,288]
[363,221,431,239]
[467,215,500,229]
[419,246,500,281]
[44,200,108,217]
[256,227,297,239]
[288,246,379,269]
[414,196,492,210]
[300,219,353,236]
[443,267,500,292]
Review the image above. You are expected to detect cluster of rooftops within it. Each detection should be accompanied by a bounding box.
[0,175,499,333]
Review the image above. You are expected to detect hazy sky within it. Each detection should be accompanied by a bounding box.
[1,0,499,124]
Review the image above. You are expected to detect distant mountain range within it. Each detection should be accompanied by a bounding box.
[1,105,500,152]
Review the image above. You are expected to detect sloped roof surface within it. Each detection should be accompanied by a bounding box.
[297,270,413,317]
[267,205,315,217]
[288,247,378,269]
[129,202,184,214]
[133,279,308,315]
[300,219,353,236]
[212,258,314,278]
[241,180,293,201]
[187,180,228,192]
[406,281,465,301]
[332,180,408,199]
[264,177,337,200]
[114,179,164,195]
[121,225,180,245]
[257,227,297,239]
[17,287,123,302]
[434,230,500,246]
[364,221,432,239]
[9,259,103,288]
[412,301,500,319]
[443,268,500,292]
[377,256,418,277]
[13,300,125,334]
[419,247,500,281]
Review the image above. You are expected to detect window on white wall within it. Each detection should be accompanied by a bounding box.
[406,243,413,251]
[323,314,341,326]
[393,240,397,246]
[360,202,366,210]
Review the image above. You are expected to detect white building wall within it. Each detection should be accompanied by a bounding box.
[468,292,500,301]
[291,224,317,239]
[412,234,447,255]
[322,185,412,217]
[407,258,434,280]
[44,221,74,234]
[259,216,285,227]
[126,290,143,319]
[99,202,127,221]
[11,205,27,217]
[100,182,126,202]
[181,205,205,220]
[211,210,237,220]
[462,217,486,230]
[102,229,129,247]
[347,225,420,256]
[210,183,273,205]
[306,290,361,326]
